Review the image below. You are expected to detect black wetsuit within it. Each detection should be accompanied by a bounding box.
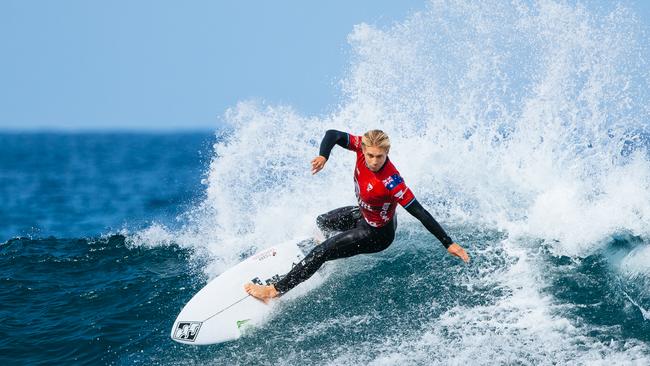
[273,130,454,294]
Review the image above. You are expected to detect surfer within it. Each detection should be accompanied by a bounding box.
[244,129,469,302]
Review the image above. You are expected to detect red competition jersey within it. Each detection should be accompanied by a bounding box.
[345,134,416,227]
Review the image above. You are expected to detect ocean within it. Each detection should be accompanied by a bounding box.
[3,0,650,364]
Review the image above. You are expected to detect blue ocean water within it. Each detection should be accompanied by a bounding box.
[0,133,213,364]
[2,158,649,365]
[0,133,210,239]
[4,1,650,364]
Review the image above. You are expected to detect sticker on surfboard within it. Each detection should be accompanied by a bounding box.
[173,321,202,342]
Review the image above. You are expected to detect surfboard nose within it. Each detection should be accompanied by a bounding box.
[170,237,311,345]
[171,321,203,343]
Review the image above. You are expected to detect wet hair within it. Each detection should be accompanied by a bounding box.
[362,130,391,152]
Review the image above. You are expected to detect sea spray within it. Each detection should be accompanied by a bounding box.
[133,0,650,268]
[90,0,650,363]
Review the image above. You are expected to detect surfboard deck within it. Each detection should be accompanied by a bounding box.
[171,237,317,345]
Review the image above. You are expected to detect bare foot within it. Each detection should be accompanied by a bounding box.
[244,283,279,304]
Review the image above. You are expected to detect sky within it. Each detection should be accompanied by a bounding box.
[0,0,648,131]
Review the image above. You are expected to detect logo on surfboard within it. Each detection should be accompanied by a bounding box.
[251,248,278,261]
[236,319,251,330]
[173,321,202,342]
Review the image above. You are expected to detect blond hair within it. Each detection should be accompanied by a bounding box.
[362,130,391,152]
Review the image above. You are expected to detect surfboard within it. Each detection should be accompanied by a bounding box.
[170,237,316,345]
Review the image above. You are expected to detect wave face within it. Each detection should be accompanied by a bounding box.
[129,0,650,364]
[2,0,650,364]
[133,0,650,262]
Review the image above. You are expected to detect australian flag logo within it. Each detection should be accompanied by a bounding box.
[383,174,403,190]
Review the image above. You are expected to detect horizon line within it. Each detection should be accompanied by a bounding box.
[0,126,223,134]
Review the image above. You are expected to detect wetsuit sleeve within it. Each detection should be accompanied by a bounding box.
[318,130,361,159]
[404,199,454,249]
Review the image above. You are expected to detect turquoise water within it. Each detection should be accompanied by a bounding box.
[3,224,649,364]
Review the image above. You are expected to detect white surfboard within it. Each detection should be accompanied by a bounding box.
[170,237,316,345]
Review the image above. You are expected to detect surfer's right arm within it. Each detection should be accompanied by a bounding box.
[311,130,352,174]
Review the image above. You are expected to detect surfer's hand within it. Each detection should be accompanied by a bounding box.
[447,243,469,263]
[311,156,327,175]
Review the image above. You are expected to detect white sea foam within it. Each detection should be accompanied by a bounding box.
[313,238,650,366]
[133,0,650,361]
[132,0,649,268]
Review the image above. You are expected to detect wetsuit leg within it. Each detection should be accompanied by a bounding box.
[274,218,396,294]
[316,206,361,237]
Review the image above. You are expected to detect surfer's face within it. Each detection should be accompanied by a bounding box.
[362,145,388,172]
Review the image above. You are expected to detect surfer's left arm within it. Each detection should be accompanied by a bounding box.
[403,199,470,263]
